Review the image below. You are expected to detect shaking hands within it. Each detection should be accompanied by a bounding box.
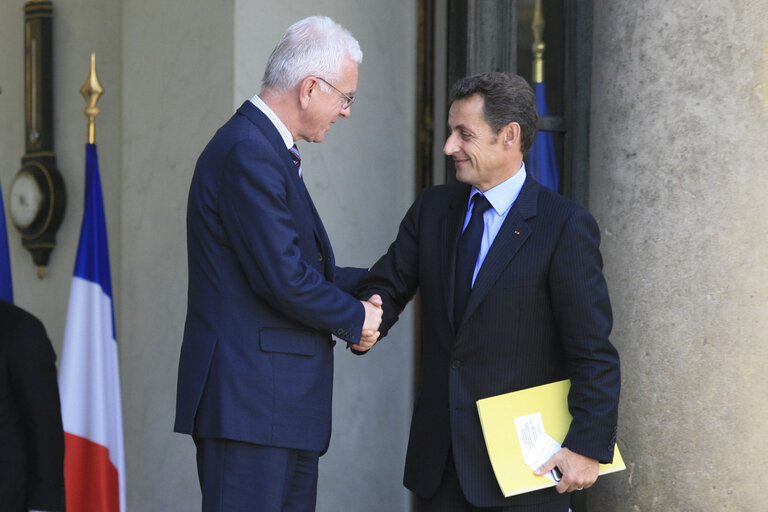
[348,294,383,353]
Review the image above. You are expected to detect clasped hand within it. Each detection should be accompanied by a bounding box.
[348,294,383,352]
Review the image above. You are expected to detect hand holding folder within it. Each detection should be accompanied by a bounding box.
[534,446,600,494]
[476,379,625,498]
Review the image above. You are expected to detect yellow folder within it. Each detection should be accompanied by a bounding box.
[476,379,625,497]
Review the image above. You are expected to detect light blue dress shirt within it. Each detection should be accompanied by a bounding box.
[462,164,527,286]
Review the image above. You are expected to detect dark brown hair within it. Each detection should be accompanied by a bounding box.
[450,72,538,155]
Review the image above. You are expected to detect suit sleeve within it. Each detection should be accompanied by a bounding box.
[549,207,620,464]
[356,190,426,339]
[7,315,65,511]
[333,266,368,294]
[218,139,365,342]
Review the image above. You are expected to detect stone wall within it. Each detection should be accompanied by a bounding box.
[589,1,768,510]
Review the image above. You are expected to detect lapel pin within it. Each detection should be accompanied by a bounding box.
[514,230,520,235]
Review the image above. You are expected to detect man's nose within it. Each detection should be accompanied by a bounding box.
[443,134,457,155]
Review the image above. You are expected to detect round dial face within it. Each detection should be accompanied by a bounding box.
[10,170,42,229]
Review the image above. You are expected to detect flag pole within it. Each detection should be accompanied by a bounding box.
[532,0,545,84]
[80,53,103,144]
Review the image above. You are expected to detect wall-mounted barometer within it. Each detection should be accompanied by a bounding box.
[9,0,66,278]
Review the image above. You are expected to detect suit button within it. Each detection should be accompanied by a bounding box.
[317,251,324,262]
[451,360,461,369]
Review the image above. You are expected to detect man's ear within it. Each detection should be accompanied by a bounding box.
[298,76,318,109]
[503,122,522,148]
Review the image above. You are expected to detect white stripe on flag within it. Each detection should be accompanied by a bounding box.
[59,275,125,511]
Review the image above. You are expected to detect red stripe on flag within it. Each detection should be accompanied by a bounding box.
[64,432,120,512]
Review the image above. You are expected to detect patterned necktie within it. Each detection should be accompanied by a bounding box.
[453,194,492,328]
[289,144,302,178]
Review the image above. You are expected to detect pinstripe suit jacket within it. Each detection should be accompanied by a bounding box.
[359,174,620,507]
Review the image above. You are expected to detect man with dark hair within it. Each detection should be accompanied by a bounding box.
[0,299,65,512]
[358,72,620,511]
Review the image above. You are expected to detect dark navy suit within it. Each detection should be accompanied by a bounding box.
[0,299,65,512]
[174,101,366,509]
[359,175,620,510]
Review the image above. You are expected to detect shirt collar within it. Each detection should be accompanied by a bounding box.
[469,163,527,215]
[250,94,294,150]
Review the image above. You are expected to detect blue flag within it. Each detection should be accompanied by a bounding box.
[0,178,13,302]
[529,81,558,193]
[74,144,113,302]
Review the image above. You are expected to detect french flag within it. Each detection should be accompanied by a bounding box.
[0,170,12,302]
[58,143,125,512]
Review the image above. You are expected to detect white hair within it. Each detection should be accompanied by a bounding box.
[261,16,363,93]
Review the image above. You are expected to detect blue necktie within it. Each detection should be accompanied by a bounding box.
[454,194,492,328]
[289,144,302,178]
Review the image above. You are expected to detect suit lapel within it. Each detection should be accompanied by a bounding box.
[442,188,472,333]
[238,101,334,279]
[285,154,334,281]
[458,175,539,334]
[301,184,334,279]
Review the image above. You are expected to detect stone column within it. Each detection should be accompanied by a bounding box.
[589,1,768,510]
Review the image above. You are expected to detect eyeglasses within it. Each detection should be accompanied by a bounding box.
[315,76,355,109]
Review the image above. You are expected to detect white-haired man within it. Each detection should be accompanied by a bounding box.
[174,16,382,512]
